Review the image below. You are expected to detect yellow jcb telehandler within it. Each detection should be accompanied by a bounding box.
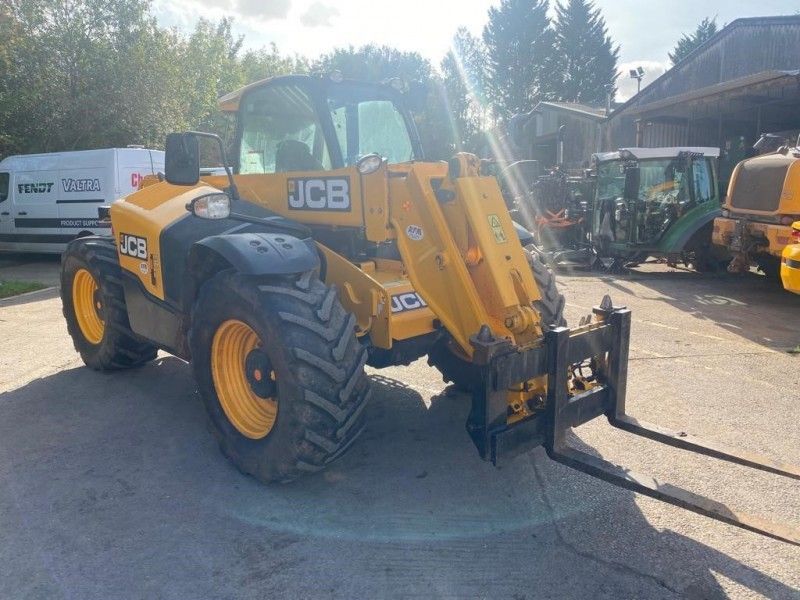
[714,140,800,283]
[60,74,799,544]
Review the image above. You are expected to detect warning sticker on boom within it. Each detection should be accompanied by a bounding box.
[487,214,508,244]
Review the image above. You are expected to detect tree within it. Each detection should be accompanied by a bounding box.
[669,17,717,65]
[482,0,556,118]
[0,0,188,155]
[314,45,454,159]
[240,44,308,85]
[552,0,619,105]
[0,0,305,159]
[440,28,488,151]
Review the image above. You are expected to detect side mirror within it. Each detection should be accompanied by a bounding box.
[165,132,200,186]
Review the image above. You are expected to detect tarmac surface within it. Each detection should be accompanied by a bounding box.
[0,258,798,599]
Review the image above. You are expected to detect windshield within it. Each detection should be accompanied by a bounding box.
[595,156,717,245]
[239,83,332,174]
[597,157,715,205]
[326,83,415,166]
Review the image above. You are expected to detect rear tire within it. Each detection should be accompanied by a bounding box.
[189,270,370,483]
[428,247,565,391]
[61,237,157,370]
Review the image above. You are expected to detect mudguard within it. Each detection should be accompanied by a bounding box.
[190,232,319,276]
[656,201,721,253]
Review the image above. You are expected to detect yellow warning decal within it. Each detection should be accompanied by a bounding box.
[487,214,508,244]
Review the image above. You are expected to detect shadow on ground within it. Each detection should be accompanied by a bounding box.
[563,265,800,350]
[0,358,795,599]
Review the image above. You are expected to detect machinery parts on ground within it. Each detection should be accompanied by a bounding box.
[60,74,799,544]
[714,140,800,286]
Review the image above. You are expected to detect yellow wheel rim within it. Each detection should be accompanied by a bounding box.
[211,319,278,439]
[72,268,105,345]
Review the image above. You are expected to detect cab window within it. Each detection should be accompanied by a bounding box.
[326,84,415,166]
[239,84,331,174]
[0,173,9,203]
[692,158,714,203]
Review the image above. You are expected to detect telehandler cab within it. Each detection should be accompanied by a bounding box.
[61,74,799,544]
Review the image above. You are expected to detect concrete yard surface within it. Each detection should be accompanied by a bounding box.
[0,264,798,599]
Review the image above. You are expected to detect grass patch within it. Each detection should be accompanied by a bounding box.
[788,345,800,355]
[0,280,46,299]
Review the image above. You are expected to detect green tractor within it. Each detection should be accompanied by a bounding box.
[591,147,726,271]
[513,147,727,271]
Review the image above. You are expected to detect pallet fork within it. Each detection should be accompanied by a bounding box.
[468,296,800,545]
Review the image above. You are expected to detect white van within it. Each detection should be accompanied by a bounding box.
[0,148,164,253]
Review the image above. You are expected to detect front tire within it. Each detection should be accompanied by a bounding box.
[189,270,370,483]
[428,247,566,391]
[61,237,157,370]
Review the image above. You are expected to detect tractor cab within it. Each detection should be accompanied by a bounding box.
[591,147,721,264]
[217,74,423,176]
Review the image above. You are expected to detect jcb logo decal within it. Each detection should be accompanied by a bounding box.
[288,177,350,211]
[119,233,147,259]
[391,292,428,313]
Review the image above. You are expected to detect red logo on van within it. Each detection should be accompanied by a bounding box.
[131,173,144,189]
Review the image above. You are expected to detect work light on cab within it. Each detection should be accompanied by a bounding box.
[357,153,383,175]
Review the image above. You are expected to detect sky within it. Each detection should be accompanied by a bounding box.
[151,0,800,101]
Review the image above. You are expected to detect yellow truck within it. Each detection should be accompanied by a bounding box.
[714,145,800,280]
[781,221,800,293]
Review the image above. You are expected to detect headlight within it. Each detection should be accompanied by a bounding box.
[189,193,230,219]
[357,153,383,175]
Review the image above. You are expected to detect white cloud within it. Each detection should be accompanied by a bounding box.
[616,60,670,102]
[236,0,291,20]
[300,2,339,27]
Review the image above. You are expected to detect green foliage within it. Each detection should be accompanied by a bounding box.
[669,17,718,65]
[0,0,306,159]
[482,0,557,118]
[1,0,181,154]
[0,0,622,163]
[440,28,489,152]
[553,0,618,105]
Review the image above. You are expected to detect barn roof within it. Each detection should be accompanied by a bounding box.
[611,15,800,118]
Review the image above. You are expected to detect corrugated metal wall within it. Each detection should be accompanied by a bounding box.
[604,17,800,152]
[641,123,688,147]
[627,18,800,105]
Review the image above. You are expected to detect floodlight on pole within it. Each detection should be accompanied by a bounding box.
[630,66,645,93]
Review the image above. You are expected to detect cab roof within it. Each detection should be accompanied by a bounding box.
[218,77,277,112]
[594,147,721,162]
[217,74,401,113]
